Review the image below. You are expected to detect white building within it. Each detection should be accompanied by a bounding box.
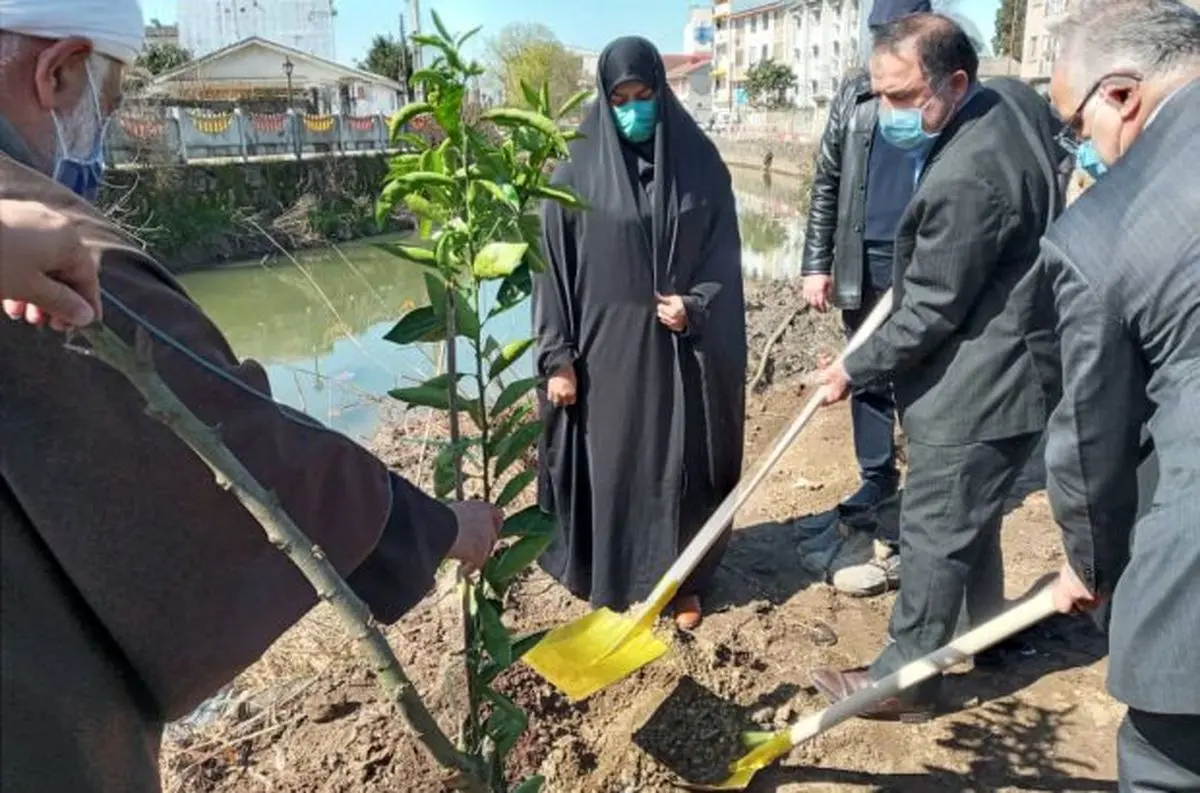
[683,4,715,55]
[179,0,337,61]
[784,0,862,109]
[711,1,787,112]
[146,37,402,116]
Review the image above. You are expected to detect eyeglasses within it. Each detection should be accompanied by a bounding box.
[1055,70,1142,157]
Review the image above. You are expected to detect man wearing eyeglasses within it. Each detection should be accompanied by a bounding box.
[1039,1,1200,787]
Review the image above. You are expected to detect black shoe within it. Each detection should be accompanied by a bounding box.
[838,478,899,515]
[975,636,1038,670]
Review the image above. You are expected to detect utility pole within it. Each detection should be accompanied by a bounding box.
[399,11,411,105]
[409,0,424,100]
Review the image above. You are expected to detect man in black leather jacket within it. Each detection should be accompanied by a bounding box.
[800,0,931,526]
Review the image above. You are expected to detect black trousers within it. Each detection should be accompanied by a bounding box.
[843,246,898,489]
[869,432,1041,699]
[1119,710,1200,792]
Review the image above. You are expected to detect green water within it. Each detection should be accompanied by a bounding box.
[180,167,809,439]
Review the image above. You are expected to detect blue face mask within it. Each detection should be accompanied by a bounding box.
[612,98,657,143]
[877,103,938,151]
[50,63,110,203]
[1075,139,1109,180]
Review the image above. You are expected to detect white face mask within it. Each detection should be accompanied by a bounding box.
[49,59,111,202]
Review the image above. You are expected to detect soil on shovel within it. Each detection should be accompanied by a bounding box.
[632,676,756,787]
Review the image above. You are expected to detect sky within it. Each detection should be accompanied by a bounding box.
[141,0,1001,67]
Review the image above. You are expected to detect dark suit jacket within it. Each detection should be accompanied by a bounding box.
[843,87,1056,445]
[1037,79,1200,715]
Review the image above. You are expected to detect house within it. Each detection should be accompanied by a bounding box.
[666,54,714,122]
[1020,0,1078,88]
[144,37,401,116]
[784,0,861,109]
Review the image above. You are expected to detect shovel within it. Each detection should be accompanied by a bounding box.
[522,290,897,701]
[699,584,1060,790]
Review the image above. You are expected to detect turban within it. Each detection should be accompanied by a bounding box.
[0,0,145,64]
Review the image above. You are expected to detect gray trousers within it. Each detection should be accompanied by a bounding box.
[869,432,1041,699]
[1119,710,1200,792]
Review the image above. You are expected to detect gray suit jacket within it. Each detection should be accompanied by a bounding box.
[844,87,1056,445]
[1038,79,1200,715]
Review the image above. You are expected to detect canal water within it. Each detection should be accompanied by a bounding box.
[180,167,809,440]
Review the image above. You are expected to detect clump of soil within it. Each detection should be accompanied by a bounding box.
[632,676,755,786]
[743,280,842,391]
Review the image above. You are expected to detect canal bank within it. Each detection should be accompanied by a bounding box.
[179,165,827,440]
[103,141,815,272]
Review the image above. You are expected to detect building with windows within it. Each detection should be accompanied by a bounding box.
[178,0,337,61]
[1020,0,1076,88]
[711,1,787,112]
[784,0,861,109]
[684,4,716,54]
[145,21,180,49]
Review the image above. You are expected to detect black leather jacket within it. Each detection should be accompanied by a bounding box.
[800,71,878,310]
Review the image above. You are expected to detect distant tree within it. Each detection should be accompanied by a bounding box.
[744,59,797,109]
[485,23,584,109]
[137,42,192,76]
[358,34,413,86]
[993,0,1027,60]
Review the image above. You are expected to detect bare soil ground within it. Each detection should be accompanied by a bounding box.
[161,282,1121,793]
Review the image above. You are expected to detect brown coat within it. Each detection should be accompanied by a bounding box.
[0,152,457,792]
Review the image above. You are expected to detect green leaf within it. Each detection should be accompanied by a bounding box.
[390,171,458,197]
[495,469,536,509]
[512,776,545,793]
[519,80,541,111]
[388,102,434,142]
[487,533,553,588]
[488,337,534,381]
[491,420,541,478]
[477,596,512,667]
[472,241,529,280]
[403,193,448,225]
[490,264,534,318]
[476,179,519,209]
[456,25,482,48]
[433,439,472,499]
[373,242,437,268]
[411,34,465,73]
[434,82,465,139]
[396,132,430,151]
[556,89,592,119]
[493,376,537,416]
[539,82,551,116]
[484,689,527,755]
[500,505,555,539]
[383,305,444,345]
[481,108,569,156]
[425,271,481,340]
[531,183,588,209]
[409,67,447,88]
[430,9,453,43]
[389,373,463,410]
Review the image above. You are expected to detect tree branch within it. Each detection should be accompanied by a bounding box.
[74,323,487,793]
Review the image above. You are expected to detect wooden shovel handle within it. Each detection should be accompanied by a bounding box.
[642,289,897,609]
[787,585,1060,744]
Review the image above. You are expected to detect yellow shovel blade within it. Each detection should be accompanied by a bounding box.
[693,730,795,791]
[522,607,671,701]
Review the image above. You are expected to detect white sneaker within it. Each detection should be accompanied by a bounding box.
[831,540,901,597]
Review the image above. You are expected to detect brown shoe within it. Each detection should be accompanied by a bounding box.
[673,595,702,630]
[810,666,936,723]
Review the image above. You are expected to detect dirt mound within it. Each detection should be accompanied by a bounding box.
[160,293,1120,792]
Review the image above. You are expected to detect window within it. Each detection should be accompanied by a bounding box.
[750,16,757,32]
[761,43,769,61]
[762,12,770,30]
[811,79,819,94]
[833,41,840,55]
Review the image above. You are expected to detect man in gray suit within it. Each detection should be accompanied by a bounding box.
[808,13,1058,718]
[1041,1,1200,787]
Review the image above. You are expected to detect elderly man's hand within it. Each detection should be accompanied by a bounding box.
[802,275,833,313]
[0,200,100,330]
[447,501,504,572]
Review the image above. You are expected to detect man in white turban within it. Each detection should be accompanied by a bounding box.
[0,3,502,792]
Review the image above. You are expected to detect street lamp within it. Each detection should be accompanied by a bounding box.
[282,56,295,110]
